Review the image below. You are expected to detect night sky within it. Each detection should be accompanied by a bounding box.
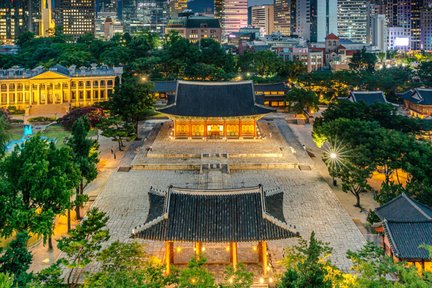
[188,0,273,12]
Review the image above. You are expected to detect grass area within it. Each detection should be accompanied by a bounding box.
[8,126,24,141]
[37,125,71,147]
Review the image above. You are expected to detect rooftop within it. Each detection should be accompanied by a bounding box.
[254,83,288,93]
[350,91,388,106]
[159,80,274,117]
[375,193,432,222]
[0,64,120,79]
[132,185,298,242]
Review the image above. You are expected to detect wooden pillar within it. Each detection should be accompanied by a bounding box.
[195,242,202,260]
[230,242,238,271]
[253,119,257,138]
[223,119,227,138]
[262,241,268,277]
[189,119,192,139]
[257,241,263,262]
[239,119,242,138]
[204,119,207,138]
[165,241,174,275]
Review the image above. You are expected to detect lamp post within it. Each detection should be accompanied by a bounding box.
[329,152,338,186]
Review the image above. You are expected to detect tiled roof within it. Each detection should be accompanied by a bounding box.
[254,83,287,93]
[159,81,274,117]
[326,33,340,40]
[375,193,432,222]
[414,88,432,105]
[383,220,432,260]
[132,186,298,242]
[186,17,220,29]
[350,91,388,105]
[152,81,177,93]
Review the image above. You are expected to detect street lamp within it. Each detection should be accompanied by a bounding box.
[141,76,148,82]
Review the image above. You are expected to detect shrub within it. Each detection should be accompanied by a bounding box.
[7,106,25,115]
[9,119,24,124]
[59,107,105,130]
[28,116,56,123]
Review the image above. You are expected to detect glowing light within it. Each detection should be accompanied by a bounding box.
[259,277,265,284]
[201,246,206,252]
[252,246,257,251]
[190,278,196,284]
[330,152,337,159]
[229,277,233,284]
[141,76,148,82]
[225,246,230,252]
[176,247,182,253]
[269,277,273,283]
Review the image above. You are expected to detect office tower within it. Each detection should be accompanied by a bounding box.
[421,8,432,50]
[274,0,294,36]
[56,0,95,39]
[370,14,387,51]
[188,0,213,14]
[214,0,248,37]
[122,0,168,34]
[251,5,274,35]
[0,0,41,44]
[295,0,337,42]
[386,0,423,50]
[170,0,188,17]
[96,0,117,13]
[338,0,368,43]
[40,0,55,37]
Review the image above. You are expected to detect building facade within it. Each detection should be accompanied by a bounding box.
[214,0,248,37]
[0,0,41,44]
[370,14,387,51]
[165,16,222,43]
[251,5,274,36]
[337,0,368,43]
[122,0,169,34]
[0,64,122,110]
[401,88,432,118]
[160,81,273,139]
[273,0,294,36]
[421,8,432,51]
[282,47,324,72]
[56,0,96,39]
[169,0,188,17]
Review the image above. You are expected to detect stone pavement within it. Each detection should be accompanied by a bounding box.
[89,118,365,277]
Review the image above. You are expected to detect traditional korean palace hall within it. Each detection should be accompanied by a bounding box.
[373,193,432,272]
[132,185,298,275]
[159,81,274,139]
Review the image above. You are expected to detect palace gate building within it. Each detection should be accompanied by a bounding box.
[159,80,274,139]
[132,185,298,275]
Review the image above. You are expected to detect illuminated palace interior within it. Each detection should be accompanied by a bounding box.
[0,64,122,109]
[159,80,274,139]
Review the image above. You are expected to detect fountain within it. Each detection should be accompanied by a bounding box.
[5,124,56,152]
[23,124,33,137]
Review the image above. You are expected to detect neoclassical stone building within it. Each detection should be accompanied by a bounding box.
[0,64,122,111]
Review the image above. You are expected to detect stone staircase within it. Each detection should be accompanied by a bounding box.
[29,104,69,117]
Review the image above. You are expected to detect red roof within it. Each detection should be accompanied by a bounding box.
[345,50,358,56]
[337,44,346,50]
[325,33,339,40]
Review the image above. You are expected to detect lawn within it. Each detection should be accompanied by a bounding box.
[38,125,71,147]
[8,126,24,141]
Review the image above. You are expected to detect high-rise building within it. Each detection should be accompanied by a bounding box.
[338,0,368,43]
[251,5,274,36]
[295,0,337,42]
[96,0,117,13]
[386,0,424,50]
[421,8,432,50]
[0,0,41,44]
[370,14,387,51]
[170,0,188,17]
[40,0,55,37]
[56,0,96,39]
[121,0,168,34]
[273,0,295,36]
[214,0,248,37]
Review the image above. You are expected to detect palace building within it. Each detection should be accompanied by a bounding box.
[0,64,122,112]
[159,81,274,139]
[132,185,298,275]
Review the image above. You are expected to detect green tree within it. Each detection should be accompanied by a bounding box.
[0,232,33,287]
[0,137,79,250]
[0,116,10,157]
[97,116,134,151]
[349,47,377,72]
[279,232,347,288]
[58,208,110,288]
[178,258,216,288]
[285,87,319,114]
[0,272,14,288]
[221,263,253,288]
[31,263,64,288]
[109,77,154,138]
[418,61,432,86]
[252,50,281,77]
[67,116,99,221]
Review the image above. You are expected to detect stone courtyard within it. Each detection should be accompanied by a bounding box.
[91,118,365,280]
